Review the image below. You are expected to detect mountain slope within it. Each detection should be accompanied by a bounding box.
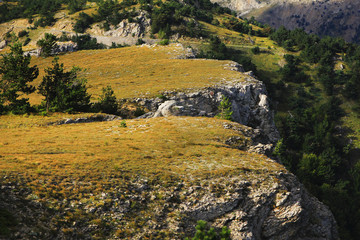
[0,0,358,238]
[211,0,360,42]
[0,115,338,239]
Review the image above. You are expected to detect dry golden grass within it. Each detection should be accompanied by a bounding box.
[28,44,247,104]
[0,115,286,222]
[0,116,284,182]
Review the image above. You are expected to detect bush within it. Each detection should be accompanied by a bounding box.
[23,37,31,46]
[158,39,169,45]
[199,36,227,60]
[216,96,233,121]
[37,33,57,57]
[58,32,70,42]
[251,46,260,54]
[110,42,127,48]
[94,85,118,114]
[68,0,86,14]
[185,220,231,240]
[73,12,93,33]
[18,30,28,38]
[120,120,127,128]
[71,34,106,50]
[136,38,145,45]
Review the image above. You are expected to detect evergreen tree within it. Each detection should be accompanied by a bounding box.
[0,42,38,113]
[38,57,90,112]
[37,33,58,57]
[216,96,233,121]
[95,85,118,114]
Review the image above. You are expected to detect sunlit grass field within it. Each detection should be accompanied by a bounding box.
[0,115,285,238]
[0,115,283,181]
[28,44,248,104]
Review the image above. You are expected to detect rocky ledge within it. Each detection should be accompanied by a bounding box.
[133,63,279,153]
[0,161,339,239]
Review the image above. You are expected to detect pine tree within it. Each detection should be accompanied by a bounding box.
[216,96,233,121]
[37,33,57,57]
[0,42,38,113]
[96,85,118,114]
[38,57,90,112]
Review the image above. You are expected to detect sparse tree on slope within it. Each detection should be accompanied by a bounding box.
[0,42,38,113]
[38,57,90,112]
[37,33,57,57]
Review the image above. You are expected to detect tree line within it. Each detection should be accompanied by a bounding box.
[0,42,120,116]
[270,26,360,239]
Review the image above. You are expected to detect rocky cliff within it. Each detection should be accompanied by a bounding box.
[0,116,338,239]
[211,0,360,43]
[132,62,279,154]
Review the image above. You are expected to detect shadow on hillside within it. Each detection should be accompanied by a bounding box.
[0,182,53,239]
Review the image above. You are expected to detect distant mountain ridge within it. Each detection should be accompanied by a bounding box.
[211,0,360,42]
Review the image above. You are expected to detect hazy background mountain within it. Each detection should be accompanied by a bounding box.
[211,0,360,42]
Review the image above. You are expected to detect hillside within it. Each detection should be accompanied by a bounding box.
[211,0,360,43]
[0,115,338,239]
[27,44,246,104]
[1,0,360,239]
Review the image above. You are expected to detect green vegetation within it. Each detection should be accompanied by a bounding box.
[37,33,57,57]
[0,42,38,114]
[216,96,233,121]
[1,0,360,239]
[70,34,106,50]
[73,12,94,33]
[185,220,231,240]
[268,26,360,239]
[38,57,90,113]
[94,85,118,114]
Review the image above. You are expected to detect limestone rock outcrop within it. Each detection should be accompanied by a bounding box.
[24,41,78,56]
[134,64,279,148]
[0,165,339,239]
[102,12,151,38]
[89,11,155,46]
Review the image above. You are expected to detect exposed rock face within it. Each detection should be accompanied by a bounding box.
[24,41,78,56]
[89,11,155,46]
[211,0,360,43]
[103,12,151,38]
[0,40,6,49]
[178,173,338,240]
[135,64,279,147]
[0,169,339,239]
[55,41,78,54]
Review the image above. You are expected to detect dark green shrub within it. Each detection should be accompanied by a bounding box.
[95,85,118,114]
[18,30,28,38]
[136,38,145,45]
[251,46,260,54]
[37,33,57,57]
[216,96,233,121]
[185,220,231,240]
[71,34,106,50]
[158,39,169,45]
[23,37,31,46]
[73,12,94,33]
